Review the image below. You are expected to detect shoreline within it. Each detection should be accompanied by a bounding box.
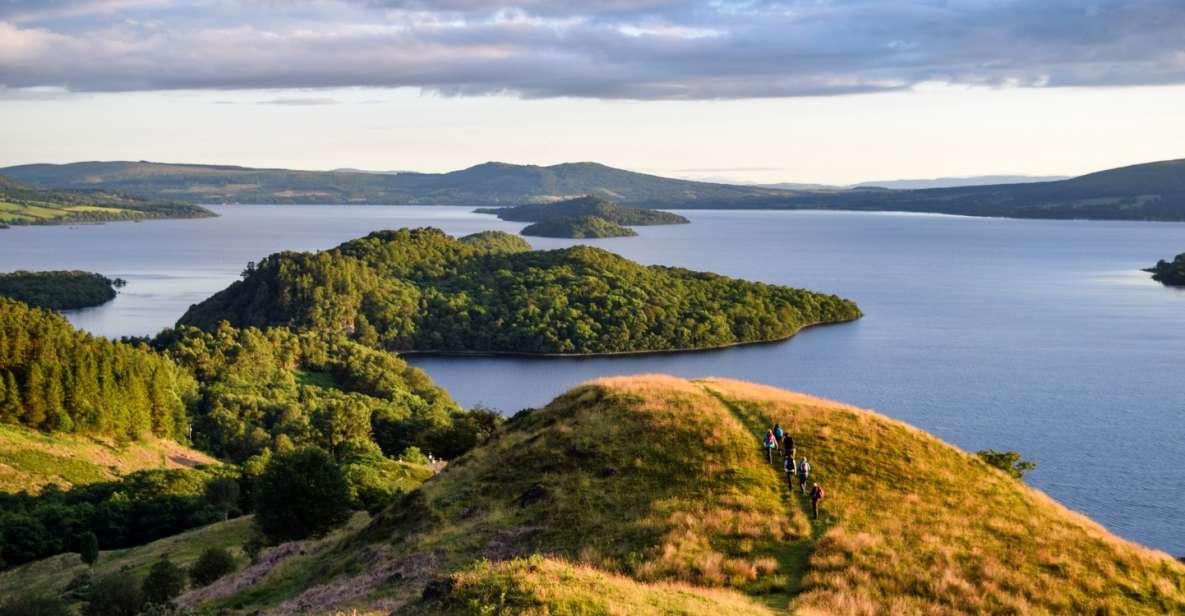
[396,318,856,359]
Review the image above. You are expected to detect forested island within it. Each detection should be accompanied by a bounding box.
[177,228,860,354]
[0,271,125,310]
[477,195,689,226]
[0,174,213,228]
[521,215,638,238]
[1146,253,1185,286]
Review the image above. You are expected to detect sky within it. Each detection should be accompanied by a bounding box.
[2,0,1184,185]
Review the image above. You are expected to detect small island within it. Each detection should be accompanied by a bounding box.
[476,195,688,238]
[522,215,638,238]
[1146,253,1185,286]
[0,270,126,310]
[178,227,861,355]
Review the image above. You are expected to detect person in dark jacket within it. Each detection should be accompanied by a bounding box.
[783,455,795,490]
[810,482,824,520]
[782,433,796,464]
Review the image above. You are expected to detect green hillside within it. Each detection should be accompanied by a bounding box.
[0,174,213,227]
[176,228,861,354]
[477,195,690,225]
[163,375,1185,614]
[521,215,638,238]
[0,161,789,206]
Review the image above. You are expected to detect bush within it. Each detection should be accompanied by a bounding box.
[84,572,143,616]
[255,448,352,543]
[78,531,99,567]
[143,556,187,605]
[977,449,1037,479]
[399,446,429,465]
[189,547,237,587]
[0,592,73,616]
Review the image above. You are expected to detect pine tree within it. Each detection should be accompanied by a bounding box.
[0,371,20,422]
[22,363,48,428]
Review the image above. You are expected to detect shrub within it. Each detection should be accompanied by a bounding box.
[0,592,73,616]
[84,572,143,616]
[976,449,1037,479]
[143,556,187,605]
[255,448,352,543]
[78,531,100,567]
[399,446,429,465]
[203,477,241,521]
[190,547,237,587]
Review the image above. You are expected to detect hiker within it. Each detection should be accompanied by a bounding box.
[764,429,777,463]
[782,432,796,464]
[773,423,784,444]
[783,455,795,490]
[797,457,811,494]
[810,482,825,520]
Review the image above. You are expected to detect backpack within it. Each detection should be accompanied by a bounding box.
[799,462,810,474]
[813,486,824,499]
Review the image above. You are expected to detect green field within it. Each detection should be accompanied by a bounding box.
[0,199,136,224]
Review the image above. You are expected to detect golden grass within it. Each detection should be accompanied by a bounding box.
[699,377,1185,615]
[0,423,217,492]
[174,375,1185,615]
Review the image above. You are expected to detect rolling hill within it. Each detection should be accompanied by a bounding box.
[0,161,790,206]
[6,157,1185,220]
[0,174,213,227]
[111,375,1185,614]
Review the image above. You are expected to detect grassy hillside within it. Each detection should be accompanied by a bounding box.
[165,375,1185,615]
[0,515,253,603]
[0,161,791,206]
[0,422,215,493]
[0,174,213,227]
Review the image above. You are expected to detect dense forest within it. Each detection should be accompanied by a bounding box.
[0,174,213,227]
[151,324,484,463]
[521,215,638,238]
[177,228,861,354]
[455,230,532,253]
[1146,253,1185,286]
[0,271,124,310]
[0,299,195,439]
[476,195,689,225]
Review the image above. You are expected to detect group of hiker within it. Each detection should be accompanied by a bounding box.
[763,423,825,520]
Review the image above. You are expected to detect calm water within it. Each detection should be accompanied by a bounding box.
[1,206,1182,555]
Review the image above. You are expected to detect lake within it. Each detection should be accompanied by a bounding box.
[1,205,1182,555]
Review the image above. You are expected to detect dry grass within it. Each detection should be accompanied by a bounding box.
[700,377,1185,615]
[413,555,776,615]
[179,375,1185,615]
[0,423,216,492]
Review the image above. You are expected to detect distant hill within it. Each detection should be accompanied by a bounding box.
[128,375,1185,614]
[852,175,1070,189]
[7,157,1185,220]
[0,174,213,228]
[0,161,793,206]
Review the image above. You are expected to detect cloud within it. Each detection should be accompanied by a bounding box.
[257,97,341,105]
[1,1,1184,100]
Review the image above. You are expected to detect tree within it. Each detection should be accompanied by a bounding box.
[977,449,1037,480]
[204,477,240,521]
[84,572,143,616]
[189,547,236,587]
[142,556,187,605]
[255,447,351,543]
[78,531,100,567]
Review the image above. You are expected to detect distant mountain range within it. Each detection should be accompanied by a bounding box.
[3,157,1184,221]
[850,175,1070,190]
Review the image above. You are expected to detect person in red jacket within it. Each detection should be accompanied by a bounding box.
[810,481,825,520]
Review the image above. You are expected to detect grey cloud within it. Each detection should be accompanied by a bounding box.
[257,97,340,105]
[1,1,1184,99]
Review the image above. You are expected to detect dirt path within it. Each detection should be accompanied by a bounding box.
[701,385,833,614]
